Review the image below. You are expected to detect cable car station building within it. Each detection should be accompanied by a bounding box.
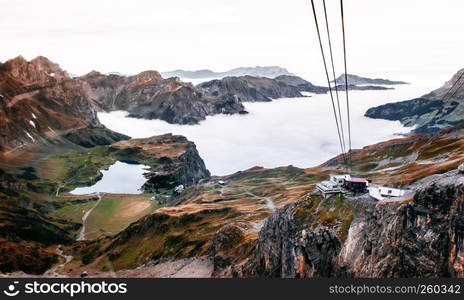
[317,174,369,197]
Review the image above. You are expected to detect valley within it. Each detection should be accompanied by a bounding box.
[3,121,463,278]
[1,55,464,279]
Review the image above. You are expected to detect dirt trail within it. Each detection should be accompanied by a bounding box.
[243,191,276,211]
[43,246,73,278]
[218,185,276,212]
[76,192,103,241]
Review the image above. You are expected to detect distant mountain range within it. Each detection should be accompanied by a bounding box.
[161,66,295,79]
[333,73,408,86]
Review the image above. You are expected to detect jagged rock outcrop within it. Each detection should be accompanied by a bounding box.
[80,71,247,125]
[365,68,464,134]
[242,170,464,278]
[211,223,249,276]
[242,202,344,278]
[0,56,128,152]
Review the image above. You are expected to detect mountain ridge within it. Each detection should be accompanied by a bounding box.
[79,70,247,125]
[197,75,329,102]
[162,66,295,79]
[0,56,128,154]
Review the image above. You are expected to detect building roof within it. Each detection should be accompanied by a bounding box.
[330,174,350,179]
[348,177,369,183]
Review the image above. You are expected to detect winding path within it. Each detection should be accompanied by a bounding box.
[43,245,73,278]
[244,191,276,211]
[218,184,276,212]
[76,192,103,241]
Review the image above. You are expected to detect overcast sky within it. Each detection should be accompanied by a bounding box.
[1,0,463,82]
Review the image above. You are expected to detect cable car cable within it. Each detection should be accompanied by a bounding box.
[310,0,346,157]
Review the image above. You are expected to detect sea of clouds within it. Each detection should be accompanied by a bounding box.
[98,82,434,176]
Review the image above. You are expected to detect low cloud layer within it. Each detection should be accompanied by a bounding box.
[99,82,433,176]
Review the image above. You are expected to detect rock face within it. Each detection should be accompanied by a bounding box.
[80,71,247,125]
[345,173,464,277]
[243,202,344,278]
[197,75,326,102]
[243,170,464,278]
[365,68,464,134]
[0,56,128,152]
[161,66,295,79]
[333,73,408,86]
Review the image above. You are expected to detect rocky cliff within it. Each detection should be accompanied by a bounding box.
[243,170,464,277]
[80,71,247,125]
[0,56,128,153]
[365,68,464,134]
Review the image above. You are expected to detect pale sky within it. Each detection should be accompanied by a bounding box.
[1,0,463,82]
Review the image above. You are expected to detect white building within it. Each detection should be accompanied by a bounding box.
[317,174,350,197]
[329,174,351,186]
[316,180,341,197]
[368,186,408,201]
[174,184,185,193]
[317,174,375,198]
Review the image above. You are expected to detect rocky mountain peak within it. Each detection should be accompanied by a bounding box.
[0,56,128,152]
[431,67,464,99]
[3,55,69,86]
[30,56,69,80]
[134,70,163,82]
[83,70,104,78]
